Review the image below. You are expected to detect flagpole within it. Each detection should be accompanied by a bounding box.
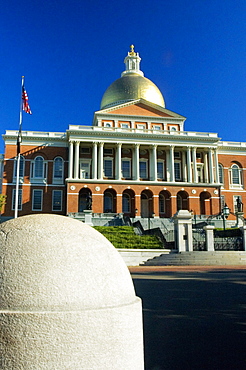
[14,76,24,218]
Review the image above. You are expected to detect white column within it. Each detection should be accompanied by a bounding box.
[74,141,80,179]
[208,148,214,183]
[182,151,187,182]
[98,142,104,180]
[116,143,122,180]
[68,141,74,179]
[134,144,140,180]
[187,147,192,183]
[169,146,175,182]
[92,142,98,180]
[192,147,198,183]
[204,152,209,183]
[214,149,219,183]
[151,144,157,181]
[166,149,170,181]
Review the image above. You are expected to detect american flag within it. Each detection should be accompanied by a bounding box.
[22,85,32,114]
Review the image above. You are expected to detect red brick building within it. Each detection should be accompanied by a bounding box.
[1,46,246,221]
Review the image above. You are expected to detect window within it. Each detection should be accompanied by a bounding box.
[52,190,63,211]
[139,160,148,178]
[32,189,43,211]
[174,161,181,181]
[153,125,161,131]
[229,164,243,188]
[104,122,112,128]
[174,151,180,159]
[218,164,224,184]
[12,189,22,211]
[104,158,113,178]
[122,159,131,178]
[53,157,63,183]
[122,193,131,213]
[31,156,47,182]
[103,148,113,155]
[159,194,165,213]
[81,147,91,154]
[197,165,204,183]
[121,123,129,129]
[157,161,164,179]
[13,155,25,180]
[196,152,202,159]
[169,126,177,131]
[80,160,91,179]
[137,124,145,130]
[104,191,113,212]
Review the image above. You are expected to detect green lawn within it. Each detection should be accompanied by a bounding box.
[94,226,163,249]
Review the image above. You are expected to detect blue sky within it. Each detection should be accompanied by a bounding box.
[1,0,246,153]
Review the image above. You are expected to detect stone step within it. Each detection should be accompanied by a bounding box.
[142,251,246,266]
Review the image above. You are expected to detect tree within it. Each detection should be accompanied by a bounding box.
[0,194,6,223]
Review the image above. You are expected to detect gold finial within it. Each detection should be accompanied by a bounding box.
[129,44,135,56]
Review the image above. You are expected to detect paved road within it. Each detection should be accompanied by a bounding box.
[131,267,246,370]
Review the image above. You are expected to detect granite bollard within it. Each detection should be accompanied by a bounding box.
[0,214,144,369]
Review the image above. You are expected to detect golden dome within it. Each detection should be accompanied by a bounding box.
[100,73,165,109]
[100,46,165,109]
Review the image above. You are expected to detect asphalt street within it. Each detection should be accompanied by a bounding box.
[131,268,246,370]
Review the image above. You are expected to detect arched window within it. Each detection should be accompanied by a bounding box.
[31,156,47,182]
[53,157,64,183]
[159,194,165,213]
[104,191,115,213]
[218,164,224,184]
[229,163,243,188]
[13,155,25,180]
[122,193,131,213]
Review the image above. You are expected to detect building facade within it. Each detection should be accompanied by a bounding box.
[1,46,246,220]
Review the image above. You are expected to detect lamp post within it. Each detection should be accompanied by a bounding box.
[222,203,230,231]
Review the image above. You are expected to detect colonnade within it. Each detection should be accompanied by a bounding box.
[68,141,220,184]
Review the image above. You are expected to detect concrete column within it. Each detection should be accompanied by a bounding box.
[116,143,122,180]
[134,144,140,180]
[169,146,175,182]
[68,141,74,179]
[173,210,193,252]
[151,144,157,181]
[204,225,215,251]
[74,141,80,179]
[166,149,170,181]
[208,148,214,183]
[92,142,98,180]
[204,152,209,183]
[214,149,219,183]
[182,150,187,182]
[187,147,192,183]
[98,142,104,180]
[192,147,198,183]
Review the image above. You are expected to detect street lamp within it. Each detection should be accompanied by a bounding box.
[222,203,230,230]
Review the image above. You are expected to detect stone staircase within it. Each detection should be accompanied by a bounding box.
[142,251,246,266]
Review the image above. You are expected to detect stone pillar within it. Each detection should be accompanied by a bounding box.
[241,225,246,251]
[134,144,140,181]
[204,152,209,183]
[173,210,193,252]
[187,147,192,183]
[192,147,198,183]
[92,142,98,180]
[182,150,187,182]
[208,148,214,183]
[116,143,122,180]
[204,225,215,251]
[166,149,170,181]
[98,142,104,180]
[84,210,93,226]
[68,141,74,179]
[74,141,80,179]
[0,214,144,369]
[169,146,175,182]
[214,149,219,183]
[151,144,157,181]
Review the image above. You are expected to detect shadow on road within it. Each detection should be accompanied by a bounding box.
[132,270,246,370]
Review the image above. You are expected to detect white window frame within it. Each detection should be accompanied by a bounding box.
[169,126,177,132]
[219,164,224,184]
[122,158,131,178]
[32,189,43,211]
[79,159,91,179]
[136,124,146,131]
[52,190,63,211]
[103,122,112,128]
[197,164,204,183]
[139,159,148,179]
[229,164,243,189]
[13,155,25,182]
[12,189,22,211]
[174,160,181,181]
[121,123,129,129]
[30,156,47,184]
[53,157,64,184]
[157,160,164,179]
[153,125,161,131]
[103,157,114,178]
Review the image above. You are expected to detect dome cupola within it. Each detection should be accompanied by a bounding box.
[100,45,165,109]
